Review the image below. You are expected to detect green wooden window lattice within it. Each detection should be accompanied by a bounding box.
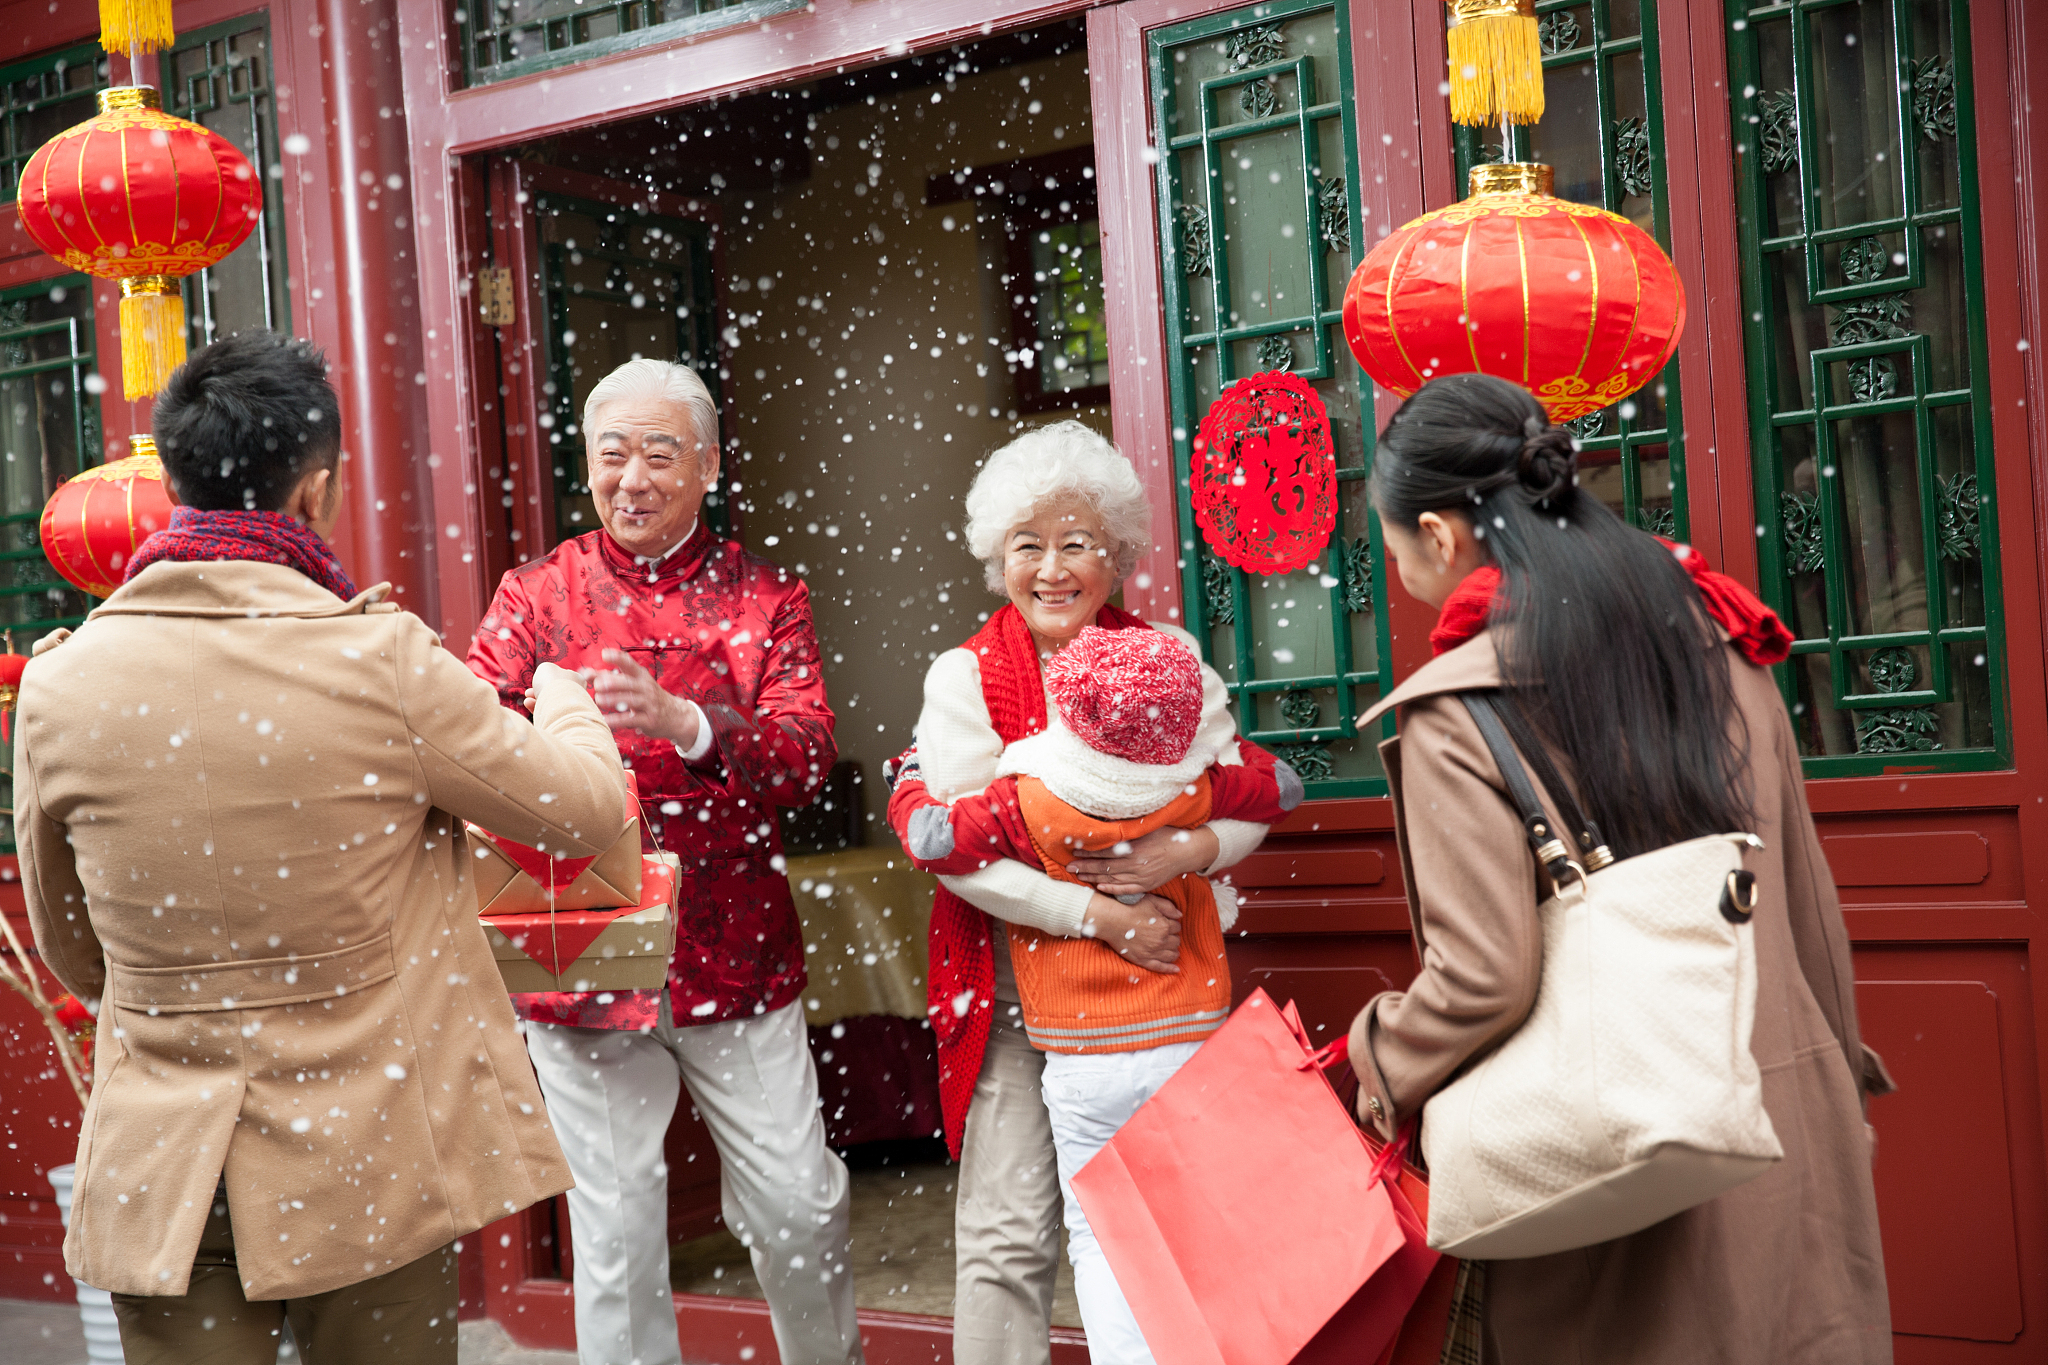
[163,16,293,348]
[457,0,804,86]
[1148,0,1390,797]
[532,190,725,543]
[1452,0,1686,540]
[0,42,108,204]
[1728,0,2005,774]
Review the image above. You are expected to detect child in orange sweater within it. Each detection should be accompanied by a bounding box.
[887,625,1298,1363]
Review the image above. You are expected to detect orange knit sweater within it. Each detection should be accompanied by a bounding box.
[1007,774,1233,1054]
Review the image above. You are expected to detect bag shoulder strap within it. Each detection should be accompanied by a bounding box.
[1459,692,1584,888]
[1486,695,1613,869]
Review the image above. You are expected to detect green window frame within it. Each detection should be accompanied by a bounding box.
[458,0,805,87]
[1452,0,1687,539]
[1,41,109,203]
[1148,0,1390,799]
[162,15,293,346]
[1727,0,2006,774]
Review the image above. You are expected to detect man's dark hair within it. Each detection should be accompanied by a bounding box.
[151,331,342,512]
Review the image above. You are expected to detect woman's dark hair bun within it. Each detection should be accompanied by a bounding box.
[1516,423,1578,505]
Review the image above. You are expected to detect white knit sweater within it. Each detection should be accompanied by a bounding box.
[914,620,1268,943]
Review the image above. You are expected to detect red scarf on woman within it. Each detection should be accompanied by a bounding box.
[927,600,1150,1157]
[1428,539,1793,666]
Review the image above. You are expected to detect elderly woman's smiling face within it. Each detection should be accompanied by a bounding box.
[1004,495,1117,652]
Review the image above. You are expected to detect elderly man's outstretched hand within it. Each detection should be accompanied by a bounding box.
[590,648,701,751]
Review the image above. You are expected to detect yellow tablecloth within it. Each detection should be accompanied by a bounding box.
[785,848,936,1027]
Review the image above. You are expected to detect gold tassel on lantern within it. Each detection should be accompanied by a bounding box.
[120,276,187,401]
[1447,0,1545,127]
[98,0,175,54]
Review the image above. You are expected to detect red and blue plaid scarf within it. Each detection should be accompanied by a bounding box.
[124,507,358,600]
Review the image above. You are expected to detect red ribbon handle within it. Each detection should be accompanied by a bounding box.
[1300,1035,1349,1072]
[1367,1120,1418,1191]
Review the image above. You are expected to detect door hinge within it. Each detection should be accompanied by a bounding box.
[476,267,515,327]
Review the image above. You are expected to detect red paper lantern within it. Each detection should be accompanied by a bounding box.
[15,86,261,399]
[1342,163,1685,422]
[1191,371,1337,576]
[39,437,176,599]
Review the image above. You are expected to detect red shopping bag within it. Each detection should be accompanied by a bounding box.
[1070,989,1436,1365]
[1348,1127,1458,1365]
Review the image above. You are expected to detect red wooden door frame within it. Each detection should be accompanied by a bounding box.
[393,0,1121,648]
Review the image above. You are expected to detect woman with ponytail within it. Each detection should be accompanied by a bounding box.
[1344,375,1894,1362]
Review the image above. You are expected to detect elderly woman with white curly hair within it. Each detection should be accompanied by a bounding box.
[892,420,1270,1365]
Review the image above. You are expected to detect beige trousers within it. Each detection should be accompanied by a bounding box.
[525,996,862,1365]
[111,1189,456,1364]
[953,1007,1064,1365]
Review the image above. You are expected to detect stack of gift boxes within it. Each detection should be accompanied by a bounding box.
[470,778,678,993]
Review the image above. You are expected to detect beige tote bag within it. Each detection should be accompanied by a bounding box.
[1418,693,1783,1260]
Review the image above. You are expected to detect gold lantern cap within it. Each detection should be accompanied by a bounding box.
[96,86,162,114]
[129,433,157,459]
[1468,161,1555,198]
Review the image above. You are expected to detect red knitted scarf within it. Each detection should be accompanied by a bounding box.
[1428,539,1793,666]
[125,507,358,601]
[928,601,1150,1157]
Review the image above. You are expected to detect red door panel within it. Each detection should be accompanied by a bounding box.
[1825,833,1992,889]
[1230,934,1416,1043]
[1811,811,2025,905]
[1857,979,2024,1343]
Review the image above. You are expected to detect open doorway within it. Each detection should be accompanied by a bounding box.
[486,18,1107,1330]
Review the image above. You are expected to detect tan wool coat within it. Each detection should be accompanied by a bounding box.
[1347,631,1894,1364]
[18,562,629,1300]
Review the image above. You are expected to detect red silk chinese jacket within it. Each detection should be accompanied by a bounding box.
[466,523,835,1030]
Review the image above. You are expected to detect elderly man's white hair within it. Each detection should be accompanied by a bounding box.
[582,358,719,453]
[964,419,1152,593]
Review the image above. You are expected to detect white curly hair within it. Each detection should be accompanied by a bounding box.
[963,420,1152,593]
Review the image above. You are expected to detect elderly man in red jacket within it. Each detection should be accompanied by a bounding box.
[468,358,860,1365]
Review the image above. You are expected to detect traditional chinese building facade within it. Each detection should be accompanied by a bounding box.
[2,0,2046,1358]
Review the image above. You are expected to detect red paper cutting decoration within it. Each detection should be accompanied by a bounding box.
[1191,371,1337,577]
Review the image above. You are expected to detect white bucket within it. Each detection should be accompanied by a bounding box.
[45,1164,124,1364]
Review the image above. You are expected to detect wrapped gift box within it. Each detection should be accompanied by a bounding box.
[481,852,678,993]
[467,774,644,913]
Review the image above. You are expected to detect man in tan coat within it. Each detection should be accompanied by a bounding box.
[18,331,630,1364]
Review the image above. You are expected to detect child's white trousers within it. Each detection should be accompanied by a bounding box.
[1040,1041,1204,1365]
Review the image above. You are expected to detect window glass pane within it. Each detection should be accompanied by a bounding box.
[1730,0,2004,772]
[1152,0,1386,796]
[461,0,801,86]
[1,44,108,203]
[1216,128,1309,333]
[164,18,291,346]
[1806,0,1903,234]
